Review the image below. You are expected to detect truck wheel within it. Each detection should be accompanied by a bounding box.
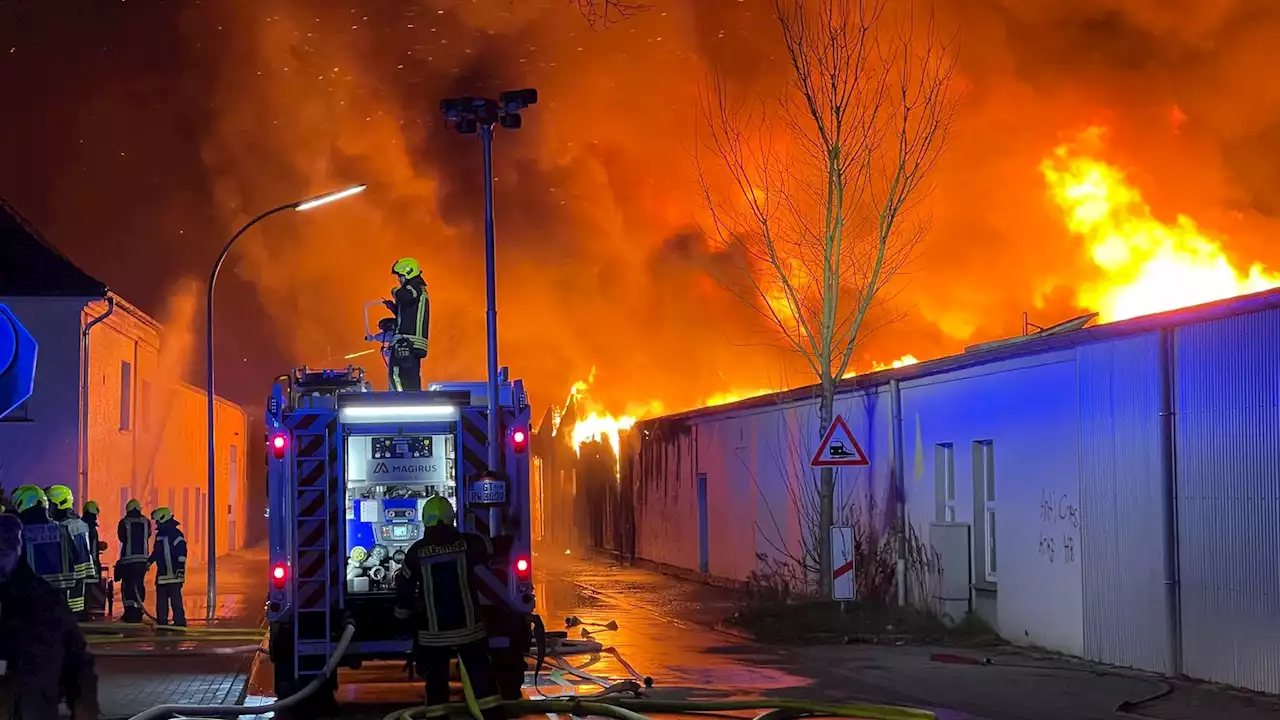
[269,622,300,700]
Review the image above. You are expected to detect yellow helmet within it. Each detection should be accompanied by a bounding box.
[12,485,47,513]
[422,495,455,527]
[391,258,421,280]
[83,500,100,515]
[126,499,142,513]
[151,507,173,524]
[46,485,74,511]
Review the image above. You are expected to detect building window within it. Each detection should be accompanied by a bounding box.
[119,361,133,431]
[934,443,955,522]
[975,440,996,581]
[139,380,152,433]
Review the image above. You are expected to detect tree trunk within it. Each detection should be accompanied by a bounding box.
[817,383,836,597]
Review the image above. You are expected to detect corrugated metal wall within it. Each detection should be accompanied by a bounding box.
[1174,312,1280,693]
[1076,334,1172,672]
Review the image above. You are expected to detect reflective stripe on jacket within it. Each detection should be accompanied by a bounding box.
[117,513,150,564]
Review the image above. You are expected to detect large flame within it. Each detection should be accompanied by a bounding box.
[1043,129,1280,322]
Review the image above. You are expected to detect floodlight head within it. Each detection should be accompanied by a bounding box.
[499,113,522,130]
[457,118,479,134]
[440,96,477,121]
[499,88,538,112]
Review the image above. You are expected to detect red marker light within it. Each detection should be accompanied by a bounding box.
[270,433,287,460]
[271,563,288,590]
[514,556,531,580]
[513,430,526,444]
[511,428,528,453]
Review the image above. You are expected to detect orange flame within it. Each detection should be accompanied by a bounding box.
[1042,128,1280,322]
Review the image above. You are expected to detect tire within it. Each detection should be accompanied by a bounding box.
[269,622,300,700]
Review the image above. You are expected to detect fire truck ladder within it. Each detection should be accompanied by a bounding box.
[288,409,342,681]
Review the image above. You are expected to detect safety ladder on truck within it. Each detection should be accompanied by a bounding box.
[288,407,342,680]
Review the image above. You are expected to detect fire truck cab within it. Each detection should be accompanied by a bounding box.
[264,366,535,702]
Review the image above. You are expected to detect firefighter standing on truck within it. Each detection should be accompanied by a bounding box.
[394,495,504,720]
[116,499,151,623]
[385,257,430,392]
[8,486,75,606]
[45,486,95,620]
[0,513,101,720]
[148,507,187,627]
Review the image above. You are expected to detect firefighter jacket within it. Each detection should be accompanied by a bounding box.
[394,524,491,647]
[392,275,430,352]
[0,558,100,719]
[16,508,73,591]
[51,509,94,582]
[149,518,187,585]
[116,509,151,566]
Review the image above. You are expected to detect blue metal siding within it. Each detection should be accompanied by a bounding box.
[1175,312,1280,693]
[1076,333,1172,672]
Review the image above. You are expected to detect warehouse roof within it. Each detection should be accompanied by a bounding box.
[0,197,108,298]
[646,286,1280,424]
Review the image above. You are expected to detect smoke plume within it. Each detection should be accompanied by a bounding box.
[5,0,1280,413]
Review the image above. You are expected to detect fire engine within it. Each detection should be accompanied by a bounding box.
[263,365,536,702]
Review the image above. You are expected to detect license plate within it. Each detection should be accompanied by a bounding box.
[468,479,506,505]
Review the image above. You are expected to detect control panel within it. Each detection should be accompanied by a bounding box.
[372,436,433,460]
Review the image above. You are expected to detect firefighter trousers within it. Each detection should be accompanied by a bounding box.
[414,640,504,720]
[389,340,424,392]
[118,563,147,622]
[155,583,187,626]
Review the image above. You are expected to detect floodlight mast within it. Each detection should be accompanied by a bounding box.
[439,89,538,472]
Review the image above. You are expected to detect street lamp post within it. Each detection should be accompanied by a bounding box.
[439,89,537,471]
[204,184,365,620]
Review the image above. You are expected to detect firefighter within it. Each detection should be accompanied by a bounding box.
[81,501,102,575]
[116,499,151,623]
[0,513,101,720]
[148,507,187,627]
[81,501,106,618]
[8,486,75,603]
[45,485,95,620]
[385,257,430,392]
[394,495,504,720]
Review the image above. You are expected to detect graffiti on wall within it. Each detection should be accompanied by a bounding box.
[1037,488,1080,564]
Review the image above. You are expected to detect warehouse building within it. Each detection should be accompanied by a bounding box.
[0,197,249,566]
[608,288,1280,694]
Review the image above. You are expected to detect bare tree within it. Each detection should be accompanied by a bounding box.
[698,0,958,596]
[574,0,648,28]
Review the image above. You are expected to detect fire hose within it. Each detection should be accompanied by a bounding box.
[110,614,937,720]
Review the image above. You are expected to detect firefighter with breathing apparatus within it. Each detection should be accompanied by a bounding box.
[394,495,504,720]
[44,485,95,620]
[148,507,188,626]
[115,499,151,623]
[385,257,430,392]
[0,512,100,719]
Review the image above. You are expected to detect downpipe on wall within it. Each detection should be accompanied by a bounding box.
[1157,328,1183,677]
[888,379,907,607]
[80,295,116,500]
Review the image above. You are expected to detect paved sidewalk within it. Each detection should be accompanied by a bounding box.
[85,546,268,718]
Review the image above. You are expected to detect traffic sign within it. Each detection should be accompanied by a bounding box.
[0,304,37,419]
[831,525,855,600]
[810,414,869,467]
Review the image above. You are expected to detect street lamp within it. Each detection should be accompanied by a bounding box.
[439,89,537,471]
[204,183,365,620]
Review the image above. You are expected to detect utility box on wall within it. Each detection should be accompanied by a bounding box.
[930,522,972,624]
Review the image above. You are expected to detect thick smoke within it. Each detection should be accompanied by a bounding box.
[5,0,1280,413]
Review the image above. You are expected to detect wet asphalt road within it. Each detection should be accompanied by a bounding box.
[237,548,1277,720]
